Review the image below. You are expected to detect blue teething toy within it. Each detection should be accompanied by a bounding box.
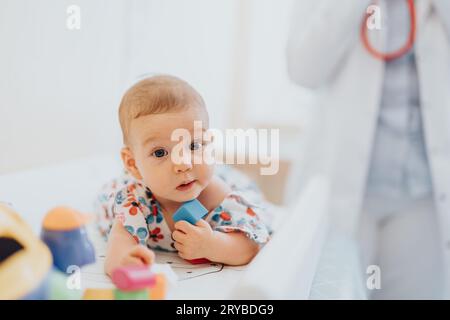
[172,199,208,225]
[172,199,211,264]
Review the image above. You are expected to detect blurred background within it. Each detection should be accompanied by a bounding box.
[2,0,449,300]
[0,0,315,195]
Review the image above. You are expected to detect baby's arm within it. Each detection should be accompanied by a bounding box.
[210,231,260,265]
[173,175,267,265]
[196,175,232,212]
[104,221,155,276]
[173,220,260,266]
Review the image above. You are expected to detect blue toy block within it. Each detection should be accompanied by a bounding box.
[172,199,208,225]
[172,199,211,265]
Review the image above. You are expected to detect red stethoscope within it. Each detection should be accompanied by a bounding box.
[361,0,416,61]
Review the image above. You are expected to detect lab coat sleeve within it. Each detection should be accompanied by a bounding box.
[432,0,450,41]
[286,0,371,89]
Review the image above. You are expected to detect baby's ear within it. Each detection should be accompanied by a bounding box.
[120,147,142,181]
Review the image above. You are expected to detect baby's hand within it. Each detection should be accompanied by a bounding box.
[172,219,215,260]
[120,244,155,267]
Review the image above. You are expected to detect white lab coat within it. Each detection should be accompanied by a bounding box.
[286,0,450,297]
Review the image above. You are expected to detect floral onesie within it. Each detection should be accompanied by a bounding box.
[95,165,273,252]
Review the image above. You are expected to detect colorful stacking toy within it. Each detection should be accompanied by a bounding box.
[1,204,168,300]
[0,204,81,300]
[83,265,167,300]
[40,206,96,272]
[112,265,156,299]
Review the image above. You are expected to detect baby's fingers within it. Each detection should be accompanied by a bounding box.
[174,220,194,234]
[129,245,155,265]
[121,255,145,267]
[173,241,184,252]
[195,219,212,230]
[172,230,187,243]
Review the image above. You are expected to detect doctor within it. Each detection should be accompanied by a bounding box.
[287,0,450,299]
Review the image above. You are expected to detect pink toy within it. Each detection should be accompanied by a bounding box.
[111,266,156,291]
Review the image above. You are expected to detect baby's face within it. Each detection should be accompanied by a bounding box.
[126,107,214,204]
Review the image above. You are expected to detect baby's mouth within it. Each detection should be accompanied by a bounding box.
[176,179,196,191]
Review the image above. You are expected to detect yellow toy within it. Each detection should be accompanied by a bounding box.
[0,203,52,299]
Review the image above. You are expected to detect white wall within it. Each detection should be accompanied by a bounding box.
[230,0,315,162]
[0,0,313,174]
[0,0,239,173]
[1,0,124,173]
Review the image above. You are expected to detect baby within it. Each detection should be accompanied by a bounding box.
[96,75,271,276]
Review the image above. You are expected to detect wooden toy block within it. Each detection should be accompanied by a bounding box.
[114,288,149,300]
[148,274,167,300]
[112,265,156,291]
[173,199,208,225]
[83,288,114,300]
[83,272,167,300]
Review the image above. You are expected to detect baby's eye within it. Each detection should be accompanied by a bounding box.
[152,148,168,158]
[190,141,202,151]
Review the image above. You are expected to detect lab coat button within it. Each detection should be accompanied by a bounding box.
[440,194,446,202]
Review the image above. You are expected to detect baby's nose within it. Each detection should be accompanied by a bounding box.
[174,160,193,173]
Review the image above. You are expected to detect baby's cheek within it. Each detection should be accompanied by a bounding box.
[142,170,169,195]
[195,163,214,186]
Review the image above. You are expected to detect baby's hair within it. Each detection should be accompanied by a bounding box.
[119,74,206,145]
